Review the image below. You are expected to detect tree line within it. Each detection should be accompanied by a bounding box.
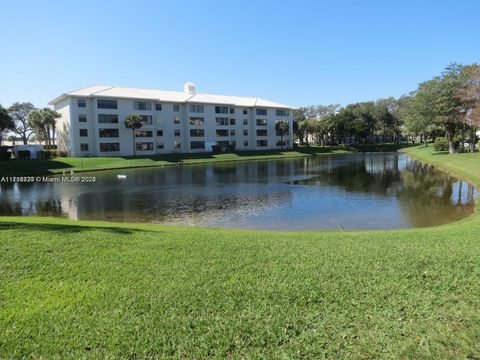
[2,63,479,155]
[294,63,480,154]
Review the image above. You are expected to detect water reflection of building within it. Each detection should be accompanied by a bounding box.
[70,160,296,225]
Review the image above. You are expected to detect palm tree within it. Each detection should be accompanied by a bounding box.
[27,110,49,145]
[27,108,60,148]
[275,120,290,150]
[124,114,143,156]
[42,108,61,149]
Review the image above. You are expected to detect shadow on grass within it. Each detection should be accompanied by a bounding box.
[0,221,155,235]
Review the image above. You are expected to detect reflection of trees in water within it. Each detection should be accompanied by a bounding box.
[291,156,404,196]
[291,154,477,228]
[74,187,293,224]
[0,199,23,215]
[0,198,64,217]
[396,167,476,227]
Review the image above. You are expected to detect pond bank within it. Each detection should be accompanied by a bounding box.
[0,144,411,177]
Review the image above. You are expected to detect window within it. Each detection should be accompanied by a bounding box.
[134,101,152,111]
[243,119,248,125]
[215,106,229,114]
[97,99,118,109]
[230,118,235,125]
[215,117,229,126]
[98,114,118,123]
[190,129,204,137]
[243,108,248,115]
[189,104,204,113]
[229,107,235,114]
[174,129,180,136]
[99,128,119,138]
[230,129,235,136]
[173,141,181,149]
[78,114,87,122]
[173,116,181,124]
[80,143,89,151]
[276,140,289,147]
[77,99,86,108]
[156,130,163,136]
[190,141,205,149]
[257,129,268,136]
[136,142,154,151]
[243,129,248,136]
[189,117,204,125]
[173,104,180,112]
[155,103,162,111]
[276,109,289,117]
[139,115,152,125]
[243,140,248,147]
[257,140,268,147]
[157,143,164,149]
[217,141,230,147]
[256,119,267,126]
[256,108,267,116]
[100,143,120,152]
[216,129,229,137]
[135,130,153,137]
[79,129,88,137]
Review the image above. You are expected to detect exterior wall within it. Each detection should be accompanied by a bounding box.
[59,96,294,157]
[53,98,72,153]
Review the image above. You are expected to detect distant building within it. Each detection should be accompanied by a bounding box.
[49,83,294,157]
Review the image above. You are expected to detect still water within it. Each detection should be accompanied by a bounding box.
[0,153,477,230]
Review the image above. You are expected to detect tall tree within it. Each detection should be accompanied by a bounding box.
[124,114,143,156]
[417,63,465,153]
[0,105,14,146]
[42,108,61,148]
[456,64,480,152]
[27,110,49,145]
[27,108,61,148]
[8,102,36,145]
[275,120,289,150]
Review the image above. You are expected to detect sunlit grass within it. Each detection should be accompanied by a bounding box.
[0,145,479,358]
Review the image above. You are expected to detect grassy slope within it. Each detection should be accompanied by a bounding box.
[1,145,480,359]
[0,147,350,177]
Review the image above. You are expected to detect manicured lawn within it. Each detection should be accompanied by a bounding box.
[0,145,479,358]
[402,145,480,185]
[0,147,350,177]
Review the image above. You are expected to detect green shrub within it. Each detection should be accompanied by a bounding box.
[433,138,449,152]
[17,150,31,159]
[58,150,68,157]
[0,151,12,161]
[42,150,53,159]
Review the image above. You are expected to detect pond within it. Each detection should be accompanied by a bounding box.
[0,153,477,230]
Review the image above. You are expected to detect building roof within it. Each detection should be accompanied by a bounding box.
[48,84,293,109]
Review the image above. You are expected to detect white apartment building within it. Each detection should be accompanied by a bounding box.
[49,83,294,157]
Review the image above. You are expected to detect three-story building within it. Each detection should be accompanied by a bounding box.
[49,83,294,157]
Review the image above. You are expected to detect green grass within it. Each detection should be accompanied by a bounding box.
[0,147,351,177]
[1,145,480,359]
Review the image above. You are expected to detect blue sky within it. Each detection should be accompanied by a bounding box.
[1,0,479,108]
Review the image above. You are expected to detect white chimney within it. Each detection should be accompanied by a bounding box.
[184,82,196,95]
